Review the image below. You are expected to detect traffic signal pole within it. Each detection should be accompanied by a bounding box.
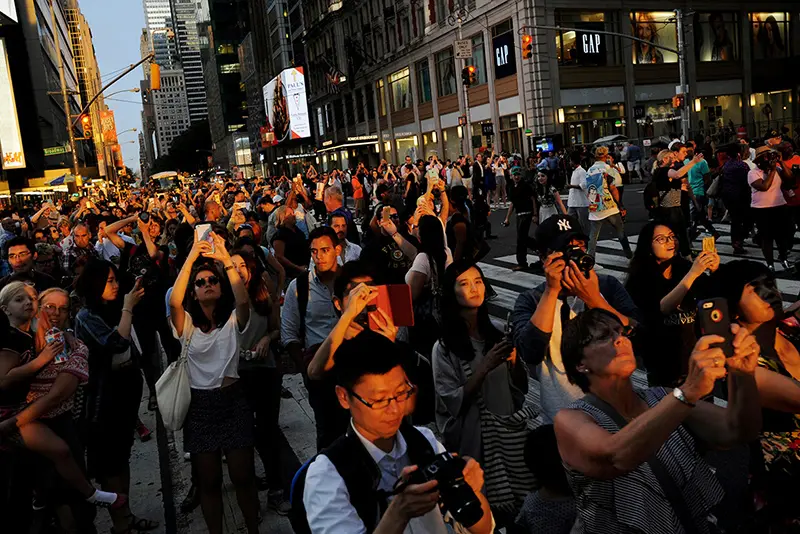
[457,18,472,157]
[48,0,79,176]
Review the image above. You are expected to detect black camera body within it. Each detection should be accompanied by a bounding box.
[755,152,778,173]
[562,244,595,276]
[406,453,483,527]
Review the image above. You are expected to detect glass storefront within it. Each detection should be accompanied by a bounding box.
[693,13,740,62]
[442,127,461,162]
[635,100,680,139]
[422,132,439,160]
[396,138,418,161]
[471,122,493,151]
[499,115,522,155]
[749,12,790,59]
[555,11,616,66]
[696,94,743,135]
[751,89,793,136]
[564,103,626,145]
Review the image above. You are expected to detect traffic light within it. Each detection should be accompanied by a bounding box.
[672,94,685,109]
[521,34,533,59]
[461,65,477,87]
[150,63,161,90]
[80,114,92,138]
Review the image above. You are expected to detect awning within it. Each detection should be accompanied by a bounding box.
[48,174,67,186]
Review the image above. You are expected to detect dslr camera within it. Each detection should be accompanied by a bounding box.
[755,151,779,173]
[562,244,595,276]
[399,452,483,527]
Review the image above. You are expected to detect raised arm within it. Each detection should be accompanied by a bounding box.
[105,213,138,250]
[169,239,210,336]
[205,233,250,329]
[660,252,719,314]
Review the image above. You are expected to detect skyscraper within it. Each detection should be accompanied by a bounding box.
[172,0,207,123]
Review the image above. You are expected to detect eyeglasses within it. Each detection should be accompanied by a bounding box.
[194,276,220,288]
[348,383,417,410]
[652,234,677,245]
[583,324,635,347]
[8,251,32,261]
[43,303,69,314]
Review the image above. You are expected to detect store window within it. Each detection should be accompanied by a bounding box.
[751,90,793,135]
[555,11,615,66]
[696,94,743,137]
[564,103,626,145]
[465,34,487,85]
[471,122,493,150]
[693,13,739,62]
[500,115,522,155]
[491,19,517,79]
[630,12,678,64]
[376,79,386,116]
[416,59,432,104]
[636,100,680,139]
[749,13,789,59]
[389,67,411,111]
[435,48,456,97]
[422,132,438,159]
[442,127,460,161]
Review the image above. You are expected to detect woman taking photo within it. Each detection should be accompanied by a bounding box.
[406,214,453,355]
[625,221,720,386]
[74,262,157,533]
[0,283,124,522]
[229,249,289,513]
[432,262,532,524]
[555,308,761,534]
[169,233,258,534]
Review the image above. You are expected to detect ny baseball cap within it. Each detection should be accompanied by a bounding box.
[535,214,588,253]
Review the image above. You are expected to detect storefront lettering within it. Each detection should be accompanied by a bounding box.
[495,44,509,67]
[582,33,601,55]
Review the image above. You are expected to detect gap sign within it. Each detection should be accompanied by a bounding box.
[574,22,606,66]
[492,32,516,79]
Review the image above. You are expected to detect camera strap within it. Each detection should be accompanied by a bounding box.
[583,393,702,534]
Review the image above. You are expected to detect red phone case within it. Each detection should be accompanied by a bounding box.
[368,285,415,330]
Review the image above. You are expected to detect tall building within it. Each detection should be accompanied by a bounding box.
[172,0,207,123]
[65,0,111,178]
[0,0,93,190]
[141,0,191,158]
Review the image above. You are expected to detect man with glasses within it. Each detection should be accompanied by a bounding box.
[301,331,494,534]
[1,236,58,291]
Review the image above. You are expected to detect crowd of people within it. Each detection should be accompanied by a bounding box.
[0,133,799,534]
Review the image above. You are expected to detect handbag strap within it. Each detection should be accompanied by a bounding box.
[583,393,702,534]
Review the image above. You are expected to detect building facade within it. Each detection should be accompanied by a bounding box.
[302,0,800,169]
[172,0,208,123]
[151,67,191,156]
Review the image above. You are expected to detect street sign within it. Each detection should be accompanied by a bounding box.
[634,105,645,120]
[43,145,70,156]
[481,123,494,137]
[643,139,651,147]
[454,39,472,59]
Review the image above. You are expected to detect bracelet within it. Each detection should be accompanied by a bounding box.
[122,308,134,315]
[224,264,236,272]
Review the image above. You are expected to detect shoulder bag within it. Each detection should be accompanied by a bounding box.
[156,326,194,431]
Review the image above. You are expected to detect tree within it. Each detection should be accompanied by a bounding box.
[150,120,212,174]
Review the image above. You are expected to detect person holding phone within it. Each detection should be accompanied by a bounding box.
[555,308,761,534]
[432,261,531,525]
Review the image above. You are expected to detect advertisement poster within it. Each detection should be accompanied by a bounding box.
[0,0,17,22]
[263,67,311,145]
[0,38,25,170]
[101,110,118,144]
[492,32,517,79]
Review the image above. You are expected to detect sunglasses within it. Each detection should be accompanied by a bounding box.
[194,275,220,288]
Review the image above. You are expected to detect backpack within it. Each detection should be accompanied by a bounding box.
[643,180,660,214]
[289,423,436,534]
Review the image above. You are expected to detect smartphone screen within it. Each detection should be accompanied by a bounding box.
[194,223,215,252]
[382,206,392,222]
[702,237,716,253]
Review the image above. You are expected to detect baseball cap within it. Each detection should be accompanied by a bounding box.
[766,129,781,140]
[510,166,523,176]
[535,214,588,253]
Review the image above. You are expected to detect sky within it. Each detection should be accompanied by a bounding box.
[80,0,145,173]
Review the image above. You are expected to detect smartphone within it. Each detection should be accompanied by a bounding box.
[382,206,392,222]
[702,237,716,253]
[233,201,248,213]
[367,285,415,330]
[696,298,734,358]
[194,223,215,253]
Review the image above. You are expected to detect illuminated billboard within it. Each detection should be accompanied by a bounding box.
[0,38,25,170]
[0,0,17,22]
[262,67,310,145]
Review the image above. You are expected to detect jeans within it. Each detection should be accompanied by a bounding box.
[721,197,753,249]
[690,195,719,236]
[658,206,691,256]
[588,213,632,258]
[753,205,793,265]
[567,206,590,235]
[515,213,538,266]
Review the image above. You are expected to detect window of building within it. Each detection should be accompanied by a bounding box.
[364,84,376,120]
[435,0,446,27]
[630,12,678,64]
[386,20,396,52]
[499,114,522,155]
[465,33,487,85]
[401,15,410,47]
[416,59,432,103]
[414,2,425,36]
[555,12,617,66]
[435,48,456,97]
[354,88,364,123]
[389,67,410,110]
[344,93,355,124]
[749,12,789,59]
[333,98,344,129]
[376,79,386,116]
[694,13,739,62]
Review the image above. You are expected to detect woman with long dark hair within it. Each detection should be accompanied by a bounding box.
[406,214,453,355]
[625,221,720,386]
[169,233,258,534]
[432,261,532,524]
[228,249,289,513]
[73,262,157,533]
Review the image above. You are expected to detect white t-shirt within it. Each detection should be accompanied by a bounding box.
[567,167,589,208]
[404,249,454,286]
[748,168,787,208]
[173,310,249,389]
[95,234,136,263]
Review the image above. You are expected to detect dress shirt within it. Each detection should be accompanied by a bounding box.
[280,269,339,349]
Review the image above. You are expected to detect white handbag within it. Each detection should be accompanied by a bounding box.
[156,328,193,431]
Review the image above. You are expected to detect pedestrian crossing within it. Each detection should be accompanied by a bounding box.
[479,222,800,324]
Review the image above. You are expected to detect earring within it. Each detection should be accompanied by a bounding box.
[578,367,590,374]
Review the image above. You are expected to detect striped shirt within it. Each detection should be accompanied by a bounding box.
[27,339,89,419]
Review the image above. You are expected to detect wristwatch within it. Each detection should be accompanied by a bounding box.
[672,387,696,408]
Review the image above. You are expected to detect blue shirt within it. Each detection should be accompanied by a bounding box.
[684,158,710,197]
[280,270,339,349]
